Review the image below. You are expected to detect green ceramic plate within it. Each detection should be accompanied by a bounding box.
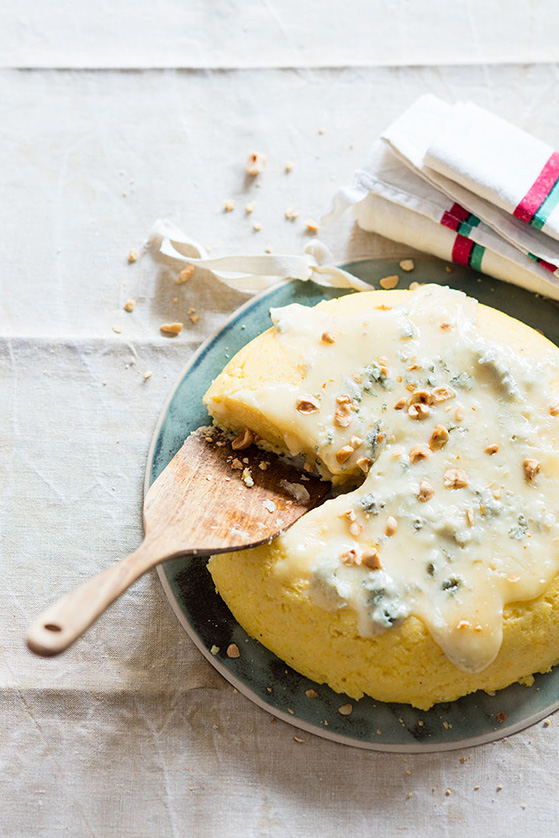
[147,257,559,752]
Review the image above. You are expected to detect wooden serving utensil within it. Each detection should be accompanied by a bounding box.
[26,427,330,657]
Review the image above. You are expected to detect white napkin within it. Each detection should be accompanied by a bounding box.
[327,95,559,300]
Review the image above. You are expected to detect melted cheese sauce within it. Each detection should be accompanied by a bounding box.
[233,285,559,672]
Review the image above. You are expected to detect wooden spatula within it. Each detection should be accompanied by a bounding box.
[26,427,330,657]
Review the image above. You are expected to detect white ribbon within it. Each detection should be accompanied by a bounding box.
[147,218,371,293]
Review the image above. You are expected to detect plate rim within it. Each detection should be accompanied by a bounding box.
[146,259,559,753]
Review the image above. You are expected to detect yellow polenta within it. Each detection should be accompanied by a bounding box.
[204,287,559,710]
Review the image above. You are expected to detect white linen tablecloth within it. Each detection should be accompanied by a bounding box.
[3,5,559,835]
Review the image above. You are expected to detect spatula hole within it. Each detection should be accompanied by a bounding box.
[44,623,62,633]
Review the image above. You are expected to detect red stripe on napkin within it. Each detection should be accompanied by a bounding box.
[451,234,473,266]
[513,151,559,223]
[441,203,470,231]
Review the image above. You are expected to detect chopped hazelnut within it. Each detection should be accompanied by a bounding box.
[385,516,398,536]
[160,322,183,336]
[350,436,363,448]
[454,405,465,422]
[349,521,362,537]
[246,152,266,175]
[305,689,319,699]
[296,397,320,414]
[431,386,456,404]
[409,390,433,405]
[444,468,468,489]
[334,403,353,427]
[356,457,371,473]
[409,444,431,464]
[549,403,559,416]
[418,480,435,502]
[176,265,194,284]
[226,643,240,658]
[338,704,353,716]
[429,425,449,450]
[362,547,382,569]
[335,445,354,464]
[523,458,540,481]
[124,298,135,312]
[232,428,254,450]
[399,259,415,272]
[408,403,430,420]
[379,275,399,289]
[485,443,499,455]
[394,397,408,411]
[321,331,335,344]
[340,549,359,566]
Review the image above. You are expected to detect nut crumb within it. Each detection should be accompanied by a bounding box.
[429,425,449,450]
[338,703,352,716]
[293,736,305,743]
[356,457,371,473]
[305,689,319,699]
[321,331,335,344]
[340,549,360,566]
[210,645,219,655]
[305,218,320,233]
[160,322,183,336]
[226,643,240,658]
[497,712,507,723]
[296,396,320,414]
[232,428,254,450]
[409,444,431,464]
[444,468,468,489]
[385,516,398,536]
[549,403,559,416]
[408,403,430,420]
[285,161,294,173]
[223,199,235,212]
[543,719,551,727]
[399,259,415,272]
[189,314,199,324]
[485,443,499,455]
[246,152,266,176]
[253,222,262,232]
[112,325,122,334]
[176,265,194,284]
[144,371,152,381]
[379,275,399,289]
[418,480,435,503]
[241,467,254,487]
[128,248,139,263]
[124,298,135,312]
[362,547,382,570]
[335,445,354,464]
[445,788,451,797]
[245,203,254,214]
[523,458,540,481]
[285,207,299,221]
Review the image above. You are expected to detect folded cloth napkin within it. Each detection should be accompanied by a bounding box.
[326,94,559,300]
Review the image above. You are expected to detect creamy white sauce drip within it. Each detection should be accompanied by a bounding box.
[230,285,559,672]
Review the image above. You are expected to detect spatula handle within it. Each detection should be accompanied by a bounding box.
[26,540,161,656]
